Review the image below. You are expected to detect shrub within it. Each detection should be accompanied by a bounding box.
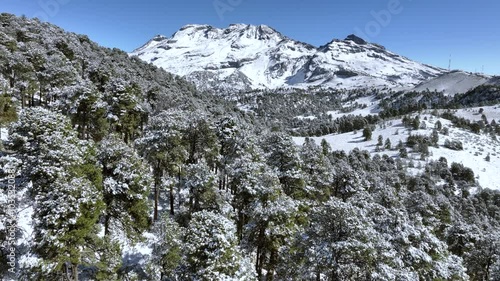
[444,139,463,151]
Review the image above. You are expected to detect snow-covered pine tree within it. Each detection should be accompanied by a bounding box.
[181,210,256,281]
[299,138,334,201]
[97,134,152,239]
[260,133,305,198]
[0,92,17,139]
[8,107,104,280]
[135,109,188,220]
[147,215,183,280]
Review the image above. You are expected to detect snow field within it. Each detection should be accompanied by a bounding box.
[294,114,500,190]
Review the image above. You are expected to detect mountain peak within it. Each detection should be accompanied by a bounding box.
[228,23,249,29]
[345,34,367,45]
[225,23,284,41]
[179,24,212,30]
[132,24,445,91]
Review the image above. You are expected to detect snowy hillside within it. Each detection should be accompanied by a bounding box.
[454,105,500,122]
[293,114,500,191]
[131,24,445,91]
[412,71,492,96]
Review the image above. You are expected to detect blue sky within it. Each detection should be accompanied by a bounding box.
[2,0,499,75]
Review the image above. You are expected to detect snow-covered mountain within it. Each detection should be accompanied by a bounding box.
[131,24,446,91]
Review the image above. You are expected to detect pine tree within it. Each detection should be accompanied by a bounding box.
[0,93,17,139]
[261,133,305,198]
[244,186,297,280]
[8,108,104,280]
[412,116,421,130]
[384,138,392,150]
[299,138,334,200]
[183,159,221,214]
[97,135,152,239]
[183,111,219,166]
[135,109,188,220]
[431,129,439,147]
[377,135,383,146]
[181,211,257,281]
[297,198,379,280]
[147,215,183,280]
[363,127,372,141]
[435,120,443,131]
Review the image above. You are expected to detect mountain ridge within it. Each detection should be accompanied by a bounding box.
[131,23,446,92]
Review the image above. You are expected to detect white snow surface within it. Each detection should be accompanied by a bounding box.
[293,114,500,191]
[412,71,491,96]
[453,106,500,123]
[0,128,8,141]
[131,24,445,91]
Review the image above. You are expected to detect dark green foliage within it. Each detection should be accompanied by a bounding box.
[93,237,122,281]
[450,162,475,183]
[399,147,408,158]
[454,85,500,106]
[431,129,439,147]
[98,135,152,239]
[441,111,485,134]
[406,134,431,155]
[377,135,383,146]
[148,216,183,280]
[0,93,17,140]
[363,126,372,141]
[384,137,392,150]
[261,133,306,198]
[7,108,104,279]
[444,139,464,151]
[435,120,443,130]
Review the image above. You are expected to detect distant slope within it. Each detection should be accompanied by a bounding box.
[131,24,445,92]
[412,71,492,95]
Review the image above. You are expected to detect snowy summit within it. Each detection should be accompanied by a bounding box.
[131,24,446,92]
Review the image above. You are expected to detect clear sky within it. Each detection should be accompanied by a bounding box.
[2,0,499,75]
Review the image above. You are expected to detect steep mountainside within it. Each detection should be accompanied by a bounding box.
[132,24,446,92]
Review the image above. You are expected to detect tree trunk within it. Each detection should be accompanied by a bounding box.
[255,246,261,280]
[237,208,244,241]
[266,249,276,281]
[169,184,174,216]
[63,262,78,281]
[39,84,42,106]
[256,227,266,279]
[72,263,78,281]
[154,184,159,221]
[20,90,25,109]
[153,161,163,221]
[104,213,110,237]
